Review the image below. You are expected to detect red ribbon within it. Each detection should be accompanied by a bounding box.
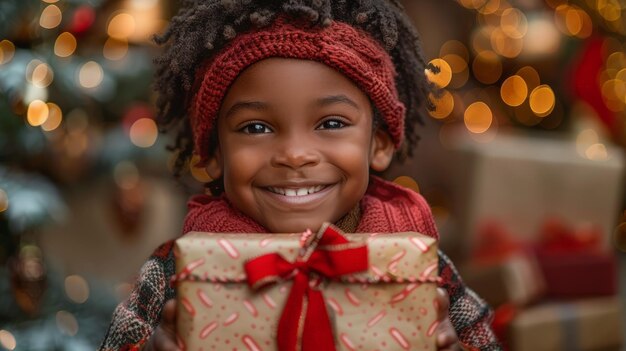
[244,224,368,351]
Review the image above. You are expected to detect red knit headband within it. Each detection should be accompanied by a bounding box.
[190,16,406,164]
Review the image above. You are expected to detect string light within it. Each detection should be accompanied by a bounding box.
[428,90,455,119]
[54,32,77,57]
[189,155,212,183]
[393,176,420,193]
[27,100,49,126]
[0,40,15,65]
[107,12,136,40]
[0,330,16,350]
[78,61,104,88]
[472,50,502,84]
[426,58,452,88]
[103,38,129,61]
[500,75,528,106]
[65,275,90,304]
[529,85,556,117]
[41,102,62,131]
[129,118,158,148]
[40,4,62,29]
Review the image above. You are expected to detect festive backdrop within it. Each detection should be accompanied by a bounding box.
[0,0,624,350]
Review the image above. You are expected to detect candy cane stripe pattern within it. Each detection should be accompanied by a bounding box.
[243,299,258,317]
[224,312,239,326]
[367,310,386,327]
[427,320,440,337]
[262,293,276,309]
[326,297,343,316]
[218,238,240,259]
[181,297,196,316]
[410,237,430,252]
[345,288,360,306]
[199,321,218,339]
[197,289,213,308]
[390,283,418,304]
[420,262,438,279]
[340,333,357,351]
[260,238,272,247]
[390,327,410,350]
[242,335,262,351]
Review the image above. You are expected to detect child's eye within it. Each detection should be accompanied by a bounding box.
[317,118,346,130]
[240,122,272,134]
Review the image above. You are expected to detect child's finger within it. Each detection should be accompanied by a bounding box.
[161,299,177,326]
[436,288,450,320]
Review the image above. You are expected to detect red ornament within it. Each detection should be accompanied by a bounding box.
[70,6,96,35]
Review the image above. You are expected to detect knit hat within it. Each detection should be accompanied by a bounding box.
[190,16,406,164]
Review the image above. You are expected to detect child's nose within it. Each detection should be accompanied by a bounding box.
[270,137,321,169]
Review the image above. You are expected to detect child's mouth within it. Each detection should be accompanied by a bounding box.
[266,185,328,196]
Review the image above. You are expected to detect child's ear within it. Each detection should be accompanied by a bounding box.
[369,128,394,172]
[204,148,223,180]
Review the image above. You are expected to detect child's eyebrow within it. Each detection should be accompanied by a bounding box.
[316,95,360,110]
[223,101,268,119]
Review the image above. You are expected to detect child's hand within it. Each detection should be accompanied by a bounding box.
[436,288,462,351]
[142,299,180,351]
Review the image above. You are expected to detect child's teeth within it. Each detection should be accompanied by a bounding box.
[285,189,297,196]
[270,186,326,196]
[296,188,308,196]
[308,186,316,194]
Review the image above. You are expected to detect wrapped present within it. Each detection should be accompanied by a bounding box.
[173,223,440,351]
[461,222,545,307]
[448,132,625,257]
[507,297,624,351]
[535,218,618,298]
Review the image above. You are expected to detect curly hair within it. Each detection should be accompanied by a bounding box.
[154,0,436,178]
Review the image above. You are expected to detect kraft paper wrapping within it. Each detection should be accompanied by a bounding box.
[508,297,624,351]
[174,231,439,351]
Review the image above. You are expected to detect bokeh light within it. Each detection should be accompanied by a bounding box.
[56,311,78,336]
[0,40,15,65]
[393,175,420,193]
[440,40,469,62]
[472,50,502,84]
[500,8,528,39]
[107,12,136,40]
[529,85,556,116]
[0,189,8,213]
[190,155,212,183]
[491,27,524,58]
[54,32,77,57]
[464,101,493,134]
[40,5,62,29]
[500,75,528,106]
[0,330,16,350]
[429,90,455,119]
[65,275,90,304]
[78,61,104,88]
[426,58,452,88]
[31,63,54,88]
[27,100,49,127]
[41,102,63,132]
[516,66,541,91]
[129,118,158,148]
[103,38,129,61]
[585,143,609,160]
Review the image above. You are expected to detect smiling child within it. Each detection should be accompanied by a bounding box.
[100,1,501,350]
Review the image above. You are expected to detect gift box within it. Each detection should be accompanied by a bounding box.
[173,223,440,351]
[461,254,545,308]
[448,132,625,257]
[460,222,545,307]
[535,218,618,299]
[507,297,624,351]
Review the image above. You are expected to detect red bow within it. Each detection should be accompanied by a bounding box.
[244,223,368,351]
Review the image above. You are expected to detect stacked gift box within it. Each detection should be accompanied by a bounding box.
[448,132,625,351]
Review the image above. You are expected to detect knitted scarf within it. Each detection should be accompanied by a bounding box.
[182,176,438,239]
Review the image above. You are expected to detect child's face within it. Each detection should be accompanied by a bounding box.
[206,58,393,233]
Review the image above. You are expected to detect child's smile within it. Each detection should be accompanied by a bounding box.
[207,58,393,233]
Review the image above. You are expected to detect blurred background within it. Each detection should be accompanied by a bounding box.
[0,0,624,350]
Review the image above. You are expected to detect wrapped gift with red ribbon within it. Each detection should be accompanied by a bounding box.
[460,221,545,308]
[535,217,618,299]
[173,223,440,351]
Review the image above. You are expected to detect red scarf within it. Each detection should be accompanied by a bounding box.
[182,176,438,239]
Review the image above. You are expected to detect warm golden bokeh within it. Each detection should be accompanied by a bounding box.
[78,61,104,88]
[190,155,213,183]
[529,85,556,117]
[0,40,15,65]
[464,101,493,133]
[393,175,420,193]
[27,100,49,127]
[31,63,54,88]
[41,103,63,132]
[107,12,136,40]
[40,4,62,29]
[0,330,16,351]
[516,66,541,91]
[472,50,502,84]
[429,90,455,120]
[65,275,90,304]
[54,32,77,57]
[129,118,158,148]
[426,58,453,88]
[103,38,129,61]
[500,75,528,106]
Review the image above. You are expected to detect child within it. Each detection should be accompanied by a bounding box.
[100,1,501,350]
